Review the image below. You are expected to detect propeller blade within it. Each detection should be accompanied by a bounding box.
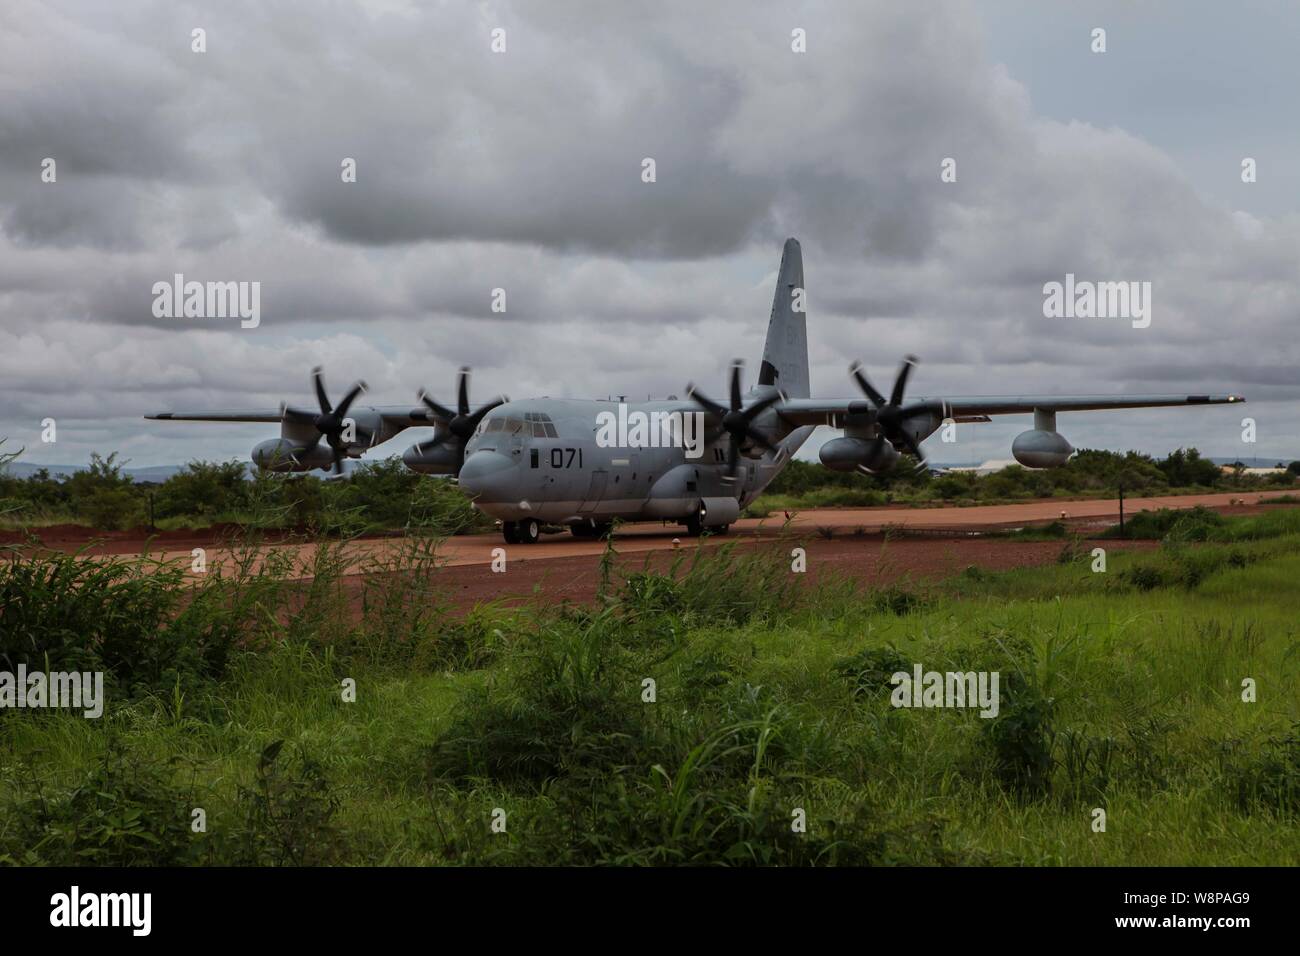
[465,397,506,431]
[686,386,727,418]
[849,362,887,408]
[898,402,943,421]
[334,381,368,420]
[457,367,471,417]
[729,360,743,410]
[326,434,346,474]
[281,404,316,424]
[312,366,332,414]
[890,355,918,407]
[740,391,783,422]
[856,435,887,475]
[899,431,928,469]
[418,391,457,423]
[726,440,740,478]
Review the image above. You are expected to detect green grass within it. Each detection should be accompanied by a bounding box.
[747,485,1299,516]
[1,512,1297,865]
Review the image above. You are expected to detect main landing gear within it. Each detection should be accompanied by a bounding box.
[502,518,541,544]
[683,509,729,538]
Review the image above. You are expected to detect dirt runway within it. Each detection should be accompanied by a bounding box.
[7,490,1288,611]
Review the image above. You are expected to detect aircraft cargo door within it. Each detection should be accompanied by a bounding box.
[578,470,607,513]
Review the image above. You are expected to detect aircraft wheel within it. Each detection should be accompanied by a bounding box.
[502,522,520,544]
[684,510,705,537]
[714,524,730,535]
[520,518,541,543]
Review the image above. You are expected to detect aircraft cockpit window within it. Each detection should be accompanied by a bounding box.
[510,412,555,438]
[486,418,505,433]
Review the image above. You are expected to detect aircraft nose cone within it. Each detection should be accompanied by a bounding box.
[457,450,515,501]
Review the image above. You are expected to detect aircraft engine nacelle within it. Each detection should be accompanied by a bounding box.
[1011,429,1073,468]
[401,440,461,475]
[819,436,899,473]
[251,438,332,473]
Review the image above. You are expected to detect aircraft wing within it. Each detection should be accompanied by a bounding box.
[145,409,285,423]
[145,406,434,425]
[776,393,1245,427]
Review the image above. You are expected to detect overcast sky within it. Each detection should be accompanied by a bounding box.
[1,0,1296,469]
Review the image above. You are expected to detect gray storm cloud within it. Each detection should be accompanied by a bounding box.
[0,0,1295,467]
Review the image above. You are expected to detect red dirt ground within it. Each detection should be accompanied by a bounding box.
[415,533,1161,613]
[5,491,1289,612]
[3,489,1284,558]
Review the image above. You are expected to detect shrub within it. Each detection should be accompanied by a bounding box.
[1103,506,1223,540]
[232,740,346,866]
[835,646,912,698]
[0,550,253,697]
[0,742,201,866]
[985,676,1056,796]
[154,460,250,519]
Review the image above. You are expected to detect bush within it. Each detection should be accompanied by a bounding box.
[985,676,1056,796]
[1103,506,1224,540]
[835,646,912,698]
[154,460,249,519]
[0,551,247,697]
[77,487,143,530]
[0,742,201,866]
[1223,722,1299,818]
[232,740,346,866]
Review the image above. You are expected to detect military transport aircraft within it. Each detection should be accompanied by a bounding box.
[147,238,1244,544]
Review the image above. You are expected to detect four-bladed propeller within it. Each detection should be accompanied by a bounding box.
[849,355,938,471]
[416,367,506,472]
[687,359,784,481]
[282,367,369,474]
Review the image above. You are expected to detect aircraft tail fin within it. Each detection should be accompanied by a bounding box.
[759,237,810,399]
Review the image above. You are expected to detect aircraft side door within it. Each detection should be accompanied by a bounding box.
[579,470,608,513]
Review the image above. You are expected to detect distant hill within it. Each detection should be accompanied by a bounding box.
[1,462,184,481]
[1206,456,1297,468]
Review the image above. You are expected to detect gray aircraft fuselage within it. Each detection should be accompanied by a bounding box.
[454,394,816,527]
